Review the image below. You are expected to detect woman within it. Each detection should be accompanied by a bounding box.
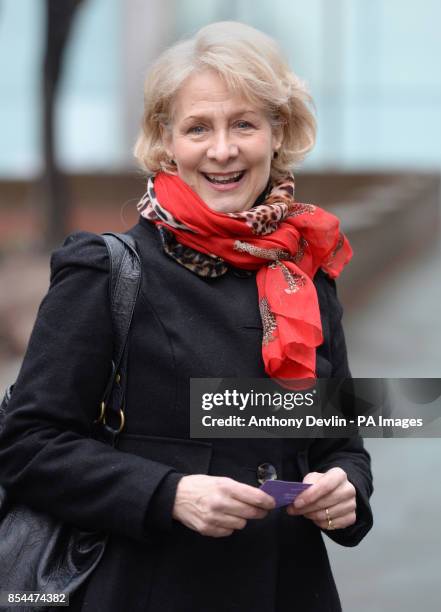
[0,21,373,612]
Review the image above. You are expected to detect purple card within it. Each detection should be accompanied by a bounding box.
[259,479,312,508]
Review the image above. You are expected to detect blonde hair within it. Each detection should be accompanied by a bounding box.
[134,21,316,181]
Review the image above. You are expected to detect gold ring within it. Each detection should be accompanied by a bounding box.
[325,507,334,530]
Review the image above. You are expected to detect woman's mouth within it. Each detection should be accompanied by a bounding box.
[201,170,246,191]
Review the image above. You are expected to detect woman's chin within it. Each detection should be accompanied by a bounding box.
[201,185,257,213]
[204,195,249,213]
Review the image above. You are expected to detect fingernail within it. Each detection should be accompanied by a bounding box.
[294,498,305,508]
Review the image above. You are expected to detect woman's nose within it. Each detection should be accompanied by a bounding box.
[207,131,238,162]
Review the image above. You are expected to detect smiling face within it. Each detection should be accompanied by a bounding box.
[161,70,282,213]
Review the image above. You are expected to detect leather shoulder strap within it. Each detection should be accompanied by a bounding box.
[102,233,141,374]
[97,233,141,443]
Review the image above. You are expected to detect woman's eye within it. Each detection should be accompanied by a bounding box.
[188,125,206,135]
[236,120,253,129]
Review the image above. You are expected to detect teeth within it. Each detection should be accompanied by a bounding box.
[205,171,244,184]
[207,172,242,180]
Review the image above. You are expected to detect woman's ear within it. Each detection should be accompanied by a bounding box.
[160,123,174,159]
[272,124,283,153]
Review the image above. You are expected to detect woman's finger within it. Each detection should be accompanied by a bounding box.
[198,513,247,536]
[288,479,355,516]
[313,507,357,531]
[212,513,248,531]
[201,526,235,538]
[214,498,269,520]
[303,498,356,522]
[293,467,347,510]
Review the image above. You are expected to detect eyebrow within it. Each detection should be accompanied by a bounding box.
[181,109,260,122]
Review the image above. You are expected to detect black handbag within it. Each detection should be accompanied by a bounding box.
[0,232,141,611]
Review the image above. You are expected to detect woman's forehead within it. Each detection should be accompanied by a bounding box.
[171,71,263,121]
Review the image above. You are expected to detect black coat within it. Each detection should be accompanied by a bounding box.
[0,217,373,612]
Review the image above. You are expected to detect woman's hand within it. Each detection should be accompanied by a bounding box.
[286,467,357,530]
[172,475,276,537]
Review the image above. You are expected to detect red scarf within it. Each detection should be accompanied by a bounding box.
[139,172,352,384]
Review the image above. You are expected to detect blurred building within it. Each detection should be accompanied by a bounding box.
[1,0,440,177]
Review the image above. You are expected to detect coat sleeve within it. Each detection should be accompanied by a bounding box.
[305,275,374,547]
[0,232,181,542]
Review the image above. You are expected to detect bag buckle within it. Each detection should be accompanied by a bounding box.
[94,402,125,434]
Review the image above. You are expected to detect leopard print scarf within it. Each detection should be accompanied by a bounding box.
[136,171,352,383]
[137,174,310,277]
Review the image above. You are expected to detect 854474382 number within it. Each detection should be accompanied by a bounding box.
[0,592,69,607]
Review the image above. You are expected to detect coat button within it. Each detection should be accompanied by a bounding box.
[231,268,254,278]
[257,463,278,484]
